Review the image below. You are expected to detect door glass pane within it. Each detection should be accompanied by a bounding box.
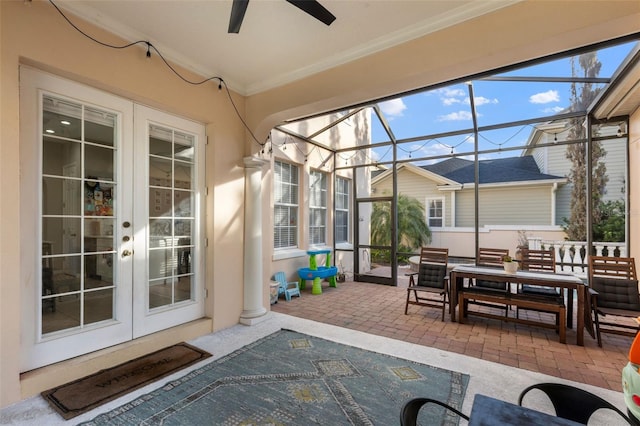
[84,181,115,217]
[150,218,172,248]
[149,248,175,279]
[41,94,118,336]
[147,125,195,309]
[149,126,173,157]
[85,145,114,181]
[43,177,81,216]
[85,107,115,146]
[43,137,81,176]
[175,190,192,217]
[149,280,173,309]
[175,162,192,189]
[43,97,81,141]
[85,289,114,325]
[42,296,80,334]
[175,276,191,303]
[150,188,173,217]
[175,132,194,161]
[150,157,172,187]
[175,219,192,239]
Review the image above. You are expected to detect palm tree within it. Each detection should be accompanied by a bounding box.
[371,194,432,256]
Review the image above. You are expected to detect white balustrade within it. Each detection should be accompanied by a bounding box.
[529,239,627,278]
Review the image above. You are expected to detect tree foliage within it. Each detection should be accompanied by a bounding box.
[370,194,431,254]
[593,200,626,242]
[564,52,608,241]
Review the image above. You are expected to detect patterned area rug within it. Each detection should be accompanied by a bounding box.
[82,329,468,425]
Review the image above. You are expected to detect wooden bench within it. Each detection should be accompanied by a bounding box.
[459,289,566,343]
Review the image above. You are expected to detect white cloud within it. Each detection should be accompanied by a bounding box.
[439,88,466,97]
[530,90,560,104]
[419,143,451,158]
[439,91,498,107]
[473,96,499,106]
[437,111,473,121]
[442,97,461,106]
[436,88,466,106]
[378,98,407,118]
[542,106,564,114]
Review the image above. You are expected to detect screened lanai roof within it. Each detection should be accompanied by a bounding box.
[276,36,640,166]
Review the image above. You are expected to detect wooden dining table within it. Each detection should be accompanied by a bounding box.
[450,265,587,346]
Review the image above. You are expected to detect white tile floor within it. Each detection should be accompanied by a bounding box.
[0,312,629,425]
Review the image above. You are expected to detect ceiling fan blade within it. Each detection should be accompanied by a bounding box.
[285,0,336,26]
[228,0,249,33]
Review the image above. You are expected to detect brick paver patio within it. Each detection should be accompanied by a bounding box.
[271,279,631,392]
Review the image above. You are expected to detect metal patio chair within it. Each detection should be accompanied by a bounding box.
[518,382,632,424]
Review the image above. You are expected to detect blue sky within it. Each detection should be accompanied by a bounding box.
[369,41,637,164]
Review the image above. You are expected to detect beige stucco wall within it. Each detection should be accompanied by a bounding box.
[429,227,566,260]
[2,0,640,409]
[266,111,369,284]
[1,0,246,407]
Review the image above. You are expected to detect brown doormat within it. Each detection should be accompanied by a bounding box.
[41,342,211,420]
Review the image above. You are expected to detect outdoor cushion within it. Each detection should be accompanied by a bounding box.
[520,284,560,297]
[592,277,640,310]
[475,279,508,291]
[417,263,447,289]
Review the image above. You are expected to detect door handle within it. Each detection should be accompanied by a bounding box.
[122,249,133,257]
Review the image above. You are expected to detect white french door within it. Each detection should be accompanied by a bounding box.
[132,105,205,337]
[20,68,205,371]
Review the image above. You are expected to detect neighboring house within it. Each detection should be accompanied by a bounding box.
[524,122,628,226]
[371,156,567,229]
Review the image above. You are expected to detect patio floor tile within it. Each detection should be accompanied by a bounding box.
[271,280,631,392]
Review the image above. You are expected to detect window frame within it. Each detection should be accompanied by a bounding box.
[273,160,299,250]
[335,176,351,244]
[308,169,327,246]
[426,197,445,228]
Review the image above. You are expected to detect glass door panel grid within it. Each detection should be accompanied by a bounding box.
[148,126,195,309]
[41,94,117,335]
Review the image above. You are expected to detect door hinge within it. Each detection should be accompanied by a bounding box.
[204,288,208,298]
[204,238,208,247]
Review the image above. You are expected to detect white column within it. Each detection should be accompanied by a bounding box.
[240,156,269,325]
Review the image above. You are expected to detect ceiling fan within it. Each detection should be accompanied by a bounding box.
[228,0,336,33]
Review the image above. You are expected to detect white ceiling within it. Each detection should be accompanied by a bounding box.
[55,0,518,96]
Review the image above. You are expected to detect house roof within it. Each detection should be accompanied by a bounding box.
[371,163,461,187]
[421,156,564,185]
